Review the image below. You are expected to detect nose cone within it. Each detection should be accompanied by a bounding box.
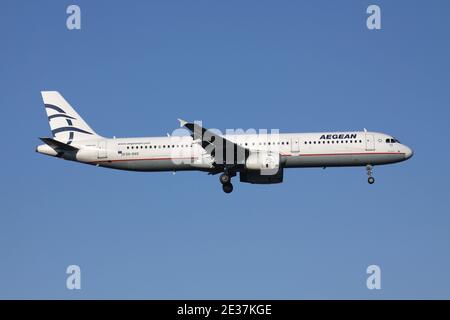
[404,146,414,160]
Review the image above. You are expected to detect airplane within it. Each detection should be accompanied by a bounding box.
[36,91,414,193]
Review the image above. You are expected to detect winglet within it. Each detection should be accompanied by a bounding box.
[178,118,188,127]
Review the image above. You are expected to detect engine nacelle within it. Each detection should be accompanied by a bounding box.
[245,151,280,173]
[241,151,283,184]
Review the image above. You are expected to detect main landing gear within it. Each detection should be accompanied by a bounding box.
[366,165,375,184]
[220,172,234,193]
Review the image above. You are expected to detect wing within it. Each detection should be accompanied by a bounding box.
[178,119,249,168]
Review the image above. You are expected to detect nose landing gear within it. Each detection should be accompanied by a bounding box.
[366,165,375,184]
[220,172,234,193]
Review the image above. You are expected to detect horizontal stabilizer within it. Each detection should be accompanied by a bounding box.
[39,137,79,152]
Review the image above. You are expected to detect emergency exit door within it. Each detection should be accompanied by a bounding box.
[98,140,107,159]
[291,138,300,153]
[365,134,375,151]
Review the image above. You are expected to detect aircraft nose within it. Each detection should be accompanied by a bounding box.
[404,146,414,159]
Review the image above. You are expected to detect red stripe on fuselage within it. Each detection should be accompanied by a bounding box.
[90,156,196,164]
[282,152,404,157]
[89,152,403,165]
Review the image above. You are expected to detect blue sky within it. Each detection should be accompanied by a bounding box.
[1,0,449,299]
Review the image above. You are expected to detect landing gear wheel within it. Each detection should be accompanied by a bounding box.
[222,183,233,193]
[366,165,375,184]
[219,173,230,185]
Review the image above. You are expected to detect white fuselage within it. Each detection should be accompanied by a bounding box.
[38,131,413,172]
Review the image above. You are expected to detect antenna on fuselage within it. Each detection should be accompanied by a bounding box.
[364,128,367,132]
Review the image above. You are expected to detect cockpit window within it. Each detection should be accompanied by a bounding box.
[386,138,400,143]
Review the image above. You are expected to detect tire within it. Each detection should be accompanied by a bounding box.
[368,177,375,184]
[222,183,233,193]
[220,173,230,185]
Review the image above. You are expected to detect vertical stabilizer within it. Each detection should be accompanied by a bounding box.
[41,91,101,143]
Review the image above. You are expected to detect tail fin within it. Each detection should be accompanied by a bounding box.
[41,91,101,143]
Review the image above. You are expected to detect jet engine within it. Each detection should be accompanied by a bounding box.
[245,150,280,172]
[241,151,284,184]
